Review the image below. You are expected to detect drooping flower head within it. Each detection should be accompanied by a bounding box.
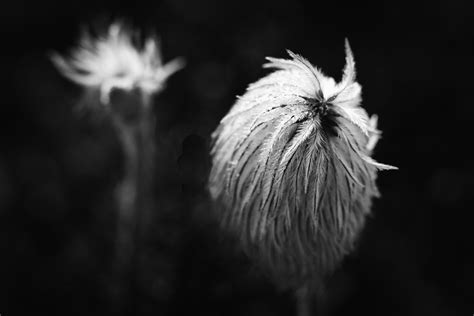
[52,22,184,104]
[209,40,397,289]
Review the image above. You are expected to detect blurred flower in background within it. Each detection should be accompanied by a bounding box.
[50,20,185,315]
[51,22,184,104]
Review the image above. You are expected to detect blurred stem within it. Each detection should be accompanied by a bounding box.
[296,283,327,316]
[296,285,311,316]
[112,92,155,315]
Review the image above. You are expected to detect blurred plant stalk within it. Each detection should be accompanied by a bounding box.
[51,22,183,315]
[113,91,154,270]
[110,88,156,313]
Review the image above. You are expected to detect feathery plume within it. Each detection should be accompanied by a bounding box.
[209,39,397,314]
[51,22,184,104]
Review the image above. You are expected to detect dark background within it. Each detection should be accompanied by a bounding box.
[1,0,473,315]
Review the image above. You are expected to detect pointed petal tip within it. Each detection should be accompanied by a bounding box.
[286,49,298,59]
[362,155,398,171]
[262,56,282,69]
[344,37,351,48]
[376,161,399,171]
[170,57,186,68]
[49,52,71,74]
[369,114,379,131]
[157,57,185,83]
[264,49,294,63]
[168,57,186,73]
[344,38,354,59]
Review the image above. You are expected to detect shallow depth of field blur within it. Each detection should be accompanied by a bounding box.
[1,1,473,315]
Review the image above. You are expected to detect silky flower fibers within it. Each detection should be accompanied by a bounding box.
[209,40,397,296]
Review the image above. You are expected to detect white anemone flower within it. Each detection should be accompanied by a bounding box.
[209,39,397,301]
[52,22,184,104]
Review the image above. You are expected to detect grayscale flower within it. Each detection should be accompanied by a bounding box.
[209,39,397,294]
[51,22,184,104]
[51,22,184,309]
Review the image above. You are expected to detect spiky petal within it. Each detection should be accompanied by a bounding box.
[51,22,184,104]
[209,40,397,290]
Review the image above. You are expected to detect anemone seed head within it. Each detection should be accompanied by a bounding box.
[209,39,397,289]
[52,22,184,104]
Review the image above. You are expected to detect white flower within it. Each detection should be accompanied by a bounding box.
[51,22,184,104]
[209,39,397,289]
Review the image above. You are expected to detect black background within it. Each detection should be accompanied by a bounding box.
[1,0,473,315]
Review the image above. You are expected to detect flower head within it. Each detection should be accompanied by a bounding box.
[52,22,184,104]
[209,39,397,288]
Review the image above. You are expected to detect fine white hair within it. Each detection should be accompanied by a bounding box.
[209,39,397,289]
